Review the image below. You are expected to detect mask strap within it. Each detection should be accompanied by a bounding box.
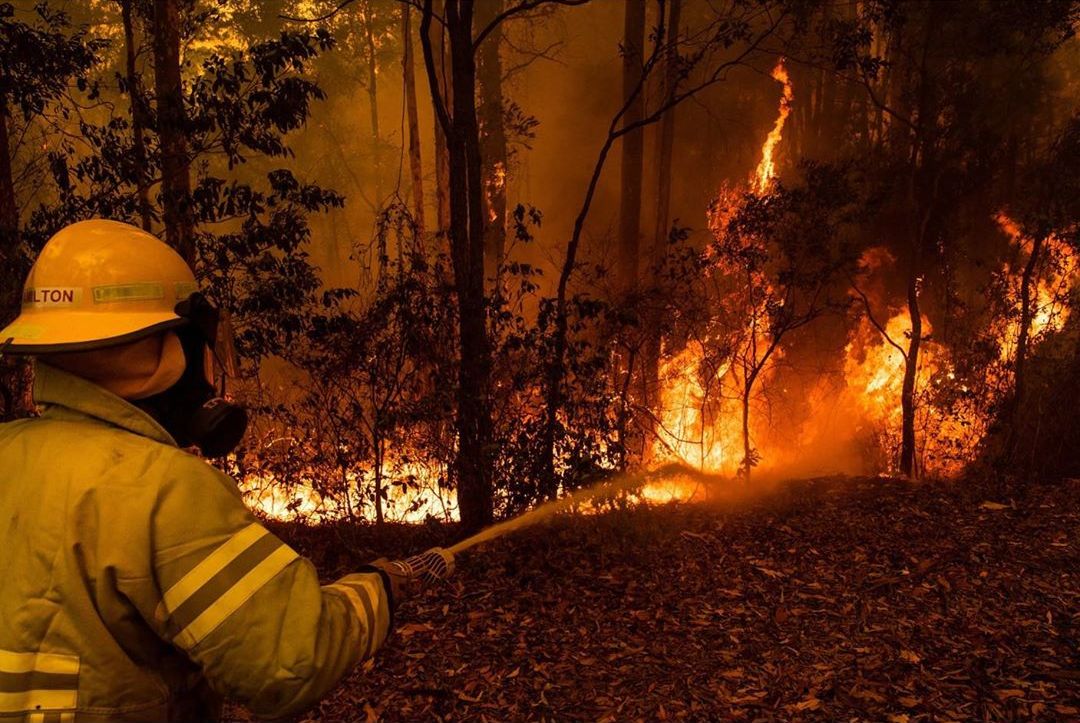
[175,292,220,347]
[176,292,233,395]
[213,348,229,397]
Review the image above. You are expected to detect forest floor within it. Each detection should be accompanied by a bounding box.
[235,475,1080,722]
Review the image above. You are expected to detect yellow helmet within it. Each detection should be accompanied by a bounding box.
[0,219,199,354]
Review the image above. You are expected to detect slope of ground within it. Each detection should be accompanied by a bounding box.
[234,476,1080,721]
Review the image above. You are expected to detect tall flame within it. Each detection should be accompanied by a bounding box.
[647,61,797,491]
[753,59,794,193]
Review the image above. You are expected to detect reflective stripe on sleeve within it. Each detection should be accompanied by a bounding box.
[158,523,299,650]
[24,710,75,723]
[0,650,78,714]
[21,708,75,717]
[327,574,390,658]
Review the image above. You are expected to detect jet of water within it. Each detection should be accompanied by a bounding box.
[447,463,721,555]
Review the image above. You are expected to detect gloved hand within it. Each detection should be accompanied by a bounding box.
[370,547,455,603]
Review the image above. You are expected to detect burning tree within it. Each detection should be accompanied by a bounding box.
[825,0,1079,478]
[711,164,859,479]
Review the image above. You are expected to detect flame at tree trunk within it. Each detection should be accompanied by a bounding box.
[992,213,1075,361]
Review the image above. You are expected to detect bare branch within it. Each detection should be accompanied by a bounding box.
[418,0,452,137]
[849,276,909,361]
[473,0,592,51]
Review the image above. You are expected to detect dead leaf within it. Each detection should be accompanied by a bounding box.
[397,623,435,637]
[788,697,821,711]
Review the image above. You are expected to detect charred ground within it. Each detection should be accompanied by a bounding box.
[231,476,1080,722]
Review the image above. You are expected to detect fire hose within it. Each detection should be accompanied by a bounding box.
[383,462,708,588]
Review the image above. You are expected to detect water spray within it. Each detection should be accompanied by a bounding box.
[446,463,704,554]
[398,464,720,584]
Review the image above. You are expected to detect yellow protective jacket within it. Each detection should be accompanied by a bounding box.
[0,363,392,722]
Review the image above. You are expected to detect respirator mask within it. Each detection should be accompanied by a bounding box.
[137,293,248,458]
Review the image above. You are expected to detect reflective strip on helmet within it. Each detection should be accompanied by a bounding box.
[159,523,298,650]
[175,281,199,300]
[92,282,165,303]
[21,288,82,307]
[0,650,78,714]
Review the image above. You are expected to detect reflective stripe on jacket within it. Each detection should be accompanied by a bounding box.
[0,363,392,721]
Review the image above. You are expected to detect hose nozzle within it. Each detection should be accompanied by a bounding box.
[391,546,455,585]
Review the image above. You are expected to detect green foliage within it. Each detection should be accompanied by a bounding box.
[0,3,105,118]
[25,27,341,368]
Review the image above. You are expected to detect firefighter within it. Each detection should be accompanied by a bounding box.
[0,219,453,721]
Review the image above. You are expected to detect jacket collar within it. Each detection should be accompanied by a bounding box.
[33,362,177,446]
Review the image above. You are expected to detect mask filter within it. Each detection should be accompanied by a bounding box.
[136,296,248,458]
[187,397,248,458]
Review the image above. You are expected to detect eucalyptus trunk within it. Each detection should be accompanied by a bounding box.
[475,0,507,282]
[617,1,646,291]
[121,0,152,232]
[402,6,426,233]
[151,0,194,264]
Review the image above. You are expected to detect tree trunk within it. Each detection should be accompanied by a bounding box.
[427,2,452,234]
[0,95,16,251]
[151,0,195,264]
[402,5,426,234]
[362,2,382,208]
[0,93,18,327]
[617,1,646,291]
[434,109,451,233]
[475,0,507,283]
[0,93,29,422]
[0,93,19,320]
[651,0,680,262]
[540,119,624,500]
[373,434,385,527]
[741,383,753,482]
[1010,233,1044,436]
[899,245,922,479]
[642,0,681,437]
[121,0,152,232]
[898,12,938,480]
[420,0,494,532]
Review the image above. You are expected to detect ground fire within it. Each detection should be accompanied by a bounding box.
[2,1,1079,721]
